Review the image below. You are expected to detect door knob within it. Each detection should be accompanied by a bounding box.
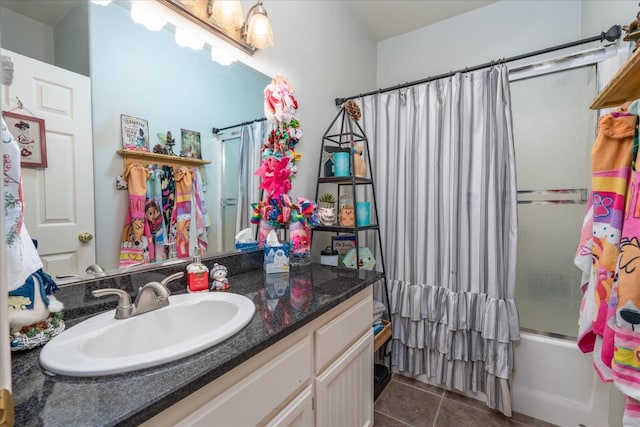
[78,232,94,243]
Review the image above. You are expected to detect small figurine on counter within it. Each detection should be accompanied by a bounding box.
[210,263,230,291]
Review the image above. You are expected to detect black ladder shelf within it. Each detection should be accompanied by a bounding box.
[312,105,392,400]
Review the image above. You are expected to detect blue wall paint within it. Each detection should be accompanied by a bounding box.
[89,2,270,269]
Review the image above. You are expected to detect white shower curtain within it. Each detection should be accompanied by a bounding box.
[358,65,519,415]
[236,120,269,234]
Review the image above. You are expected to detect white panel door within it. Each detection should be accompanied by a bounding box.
[316,330,374,427]
[1,48,95,277]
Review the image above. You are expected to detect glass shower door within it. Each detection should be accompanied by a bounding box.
[221,134,241,252]
[510,64,596,338]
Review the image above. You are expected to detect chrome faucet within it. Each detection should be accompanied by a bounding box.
[85,264,106,275]
[92,272,185,319]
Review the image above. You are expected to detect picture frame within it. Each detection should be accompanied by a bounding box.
[180,128,202,159]
[2,111,47,168]
[120,114,150,152]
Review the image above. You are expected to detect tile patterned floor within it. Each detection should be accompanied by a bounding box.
[374,375,559,427]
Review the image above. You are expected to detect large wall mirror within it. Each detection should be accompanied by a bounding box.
[0,0,270,282]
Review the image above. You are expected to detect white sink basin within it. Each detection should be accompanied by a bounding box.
[39,292,255,377]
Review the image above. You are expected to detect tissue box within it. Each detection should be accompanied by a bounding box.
[265,272,290,299]
[235,242,259,252]
[264,243,290,273]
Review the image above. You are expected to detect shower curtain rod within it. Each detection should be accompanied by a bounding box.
[212,117,266,135]
[335,25,622,106]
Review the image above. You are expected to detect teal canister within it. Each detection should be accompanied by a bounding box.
[333,152,350,177]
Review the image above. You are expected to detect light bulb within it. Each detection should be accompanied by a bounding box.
[246,12,273,49]
[210,1,244,31]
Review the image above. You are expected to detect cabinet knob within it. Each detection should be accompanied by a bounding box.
[78,232,94,243]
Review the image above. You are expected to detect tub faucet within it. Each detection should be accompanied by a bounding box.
[92,272,185,319]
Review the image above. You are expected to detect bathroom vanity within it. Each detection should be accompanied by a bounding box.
[11,253,381,426]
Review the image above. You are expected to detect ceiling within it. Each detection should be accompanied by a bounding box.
[345,0,498,41]
[1,0,498,42]
[1,0,79,26]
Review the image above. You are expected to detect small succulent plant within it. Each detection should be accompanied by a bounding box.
[319,193,336,204]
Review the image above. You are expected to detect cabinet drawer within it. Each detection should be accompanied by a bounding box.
[315,293,372,373]
[176,336,312,427]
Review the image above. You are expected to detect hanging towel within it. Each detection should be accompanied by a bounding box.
[576,113,636,380]
[191,169,209,255]
[119,163,151,267]
[161,165,176,245]
[2,118,42,291]
[171,166,193,258]
[146,167,166,262]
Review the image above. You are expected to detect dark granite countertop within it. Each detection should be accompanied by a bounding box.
[11,256,382,427]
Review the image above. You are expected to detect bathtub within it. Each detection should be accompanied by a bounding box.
[512,331,621,426]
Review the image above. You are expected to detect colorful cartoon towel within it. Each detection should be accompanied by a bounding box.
[2,118,43,291]
[161,165,175,232]
[575,113,636,380]
[119,163,151,266]
[171,166,193,258]
[146,167,166,262]
[191,169,209,256]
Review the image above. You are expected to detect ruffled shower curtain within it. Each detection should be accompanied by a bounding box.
[357,65,519,415]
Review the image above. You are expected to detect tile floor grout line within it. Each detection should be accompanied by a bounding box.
[374,409,415,427]
[431,394,444,427]
[390,378,445,399]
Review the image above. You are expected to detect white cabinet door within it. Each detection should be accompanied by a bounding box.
[266,385,314,427]
[175,336,312,427]
[316,330,374,427]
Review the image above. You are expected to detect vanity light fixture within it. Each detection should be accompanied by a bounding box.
[244,1,273,49]
[209,0,244,31]
[90,0,113,5]
[208,0,273,49]
[130,2,168,31]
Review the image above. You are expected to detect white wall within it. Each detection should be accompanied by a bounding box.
[0,7,53,66]
[241,1,378,202]
[377,0,639,89]
[377,0,582,88]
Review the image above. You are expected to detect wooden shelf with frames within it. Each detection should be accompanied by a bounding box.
[117,149,211,169]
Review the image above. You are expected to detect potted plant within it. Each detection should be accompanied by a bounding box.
[318,193,337,226]
[319,193,336,209]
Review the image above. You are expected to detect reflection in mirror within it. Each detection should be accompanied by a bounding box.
[0,0,271,281]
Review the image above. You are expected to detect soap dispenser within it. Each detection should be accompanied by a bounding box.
[186,246,209,292]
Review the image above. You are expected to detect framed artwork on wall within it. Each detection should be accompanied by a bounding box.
[180,128,202,159]
[120,114,150,152]
[2,110,48,168]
